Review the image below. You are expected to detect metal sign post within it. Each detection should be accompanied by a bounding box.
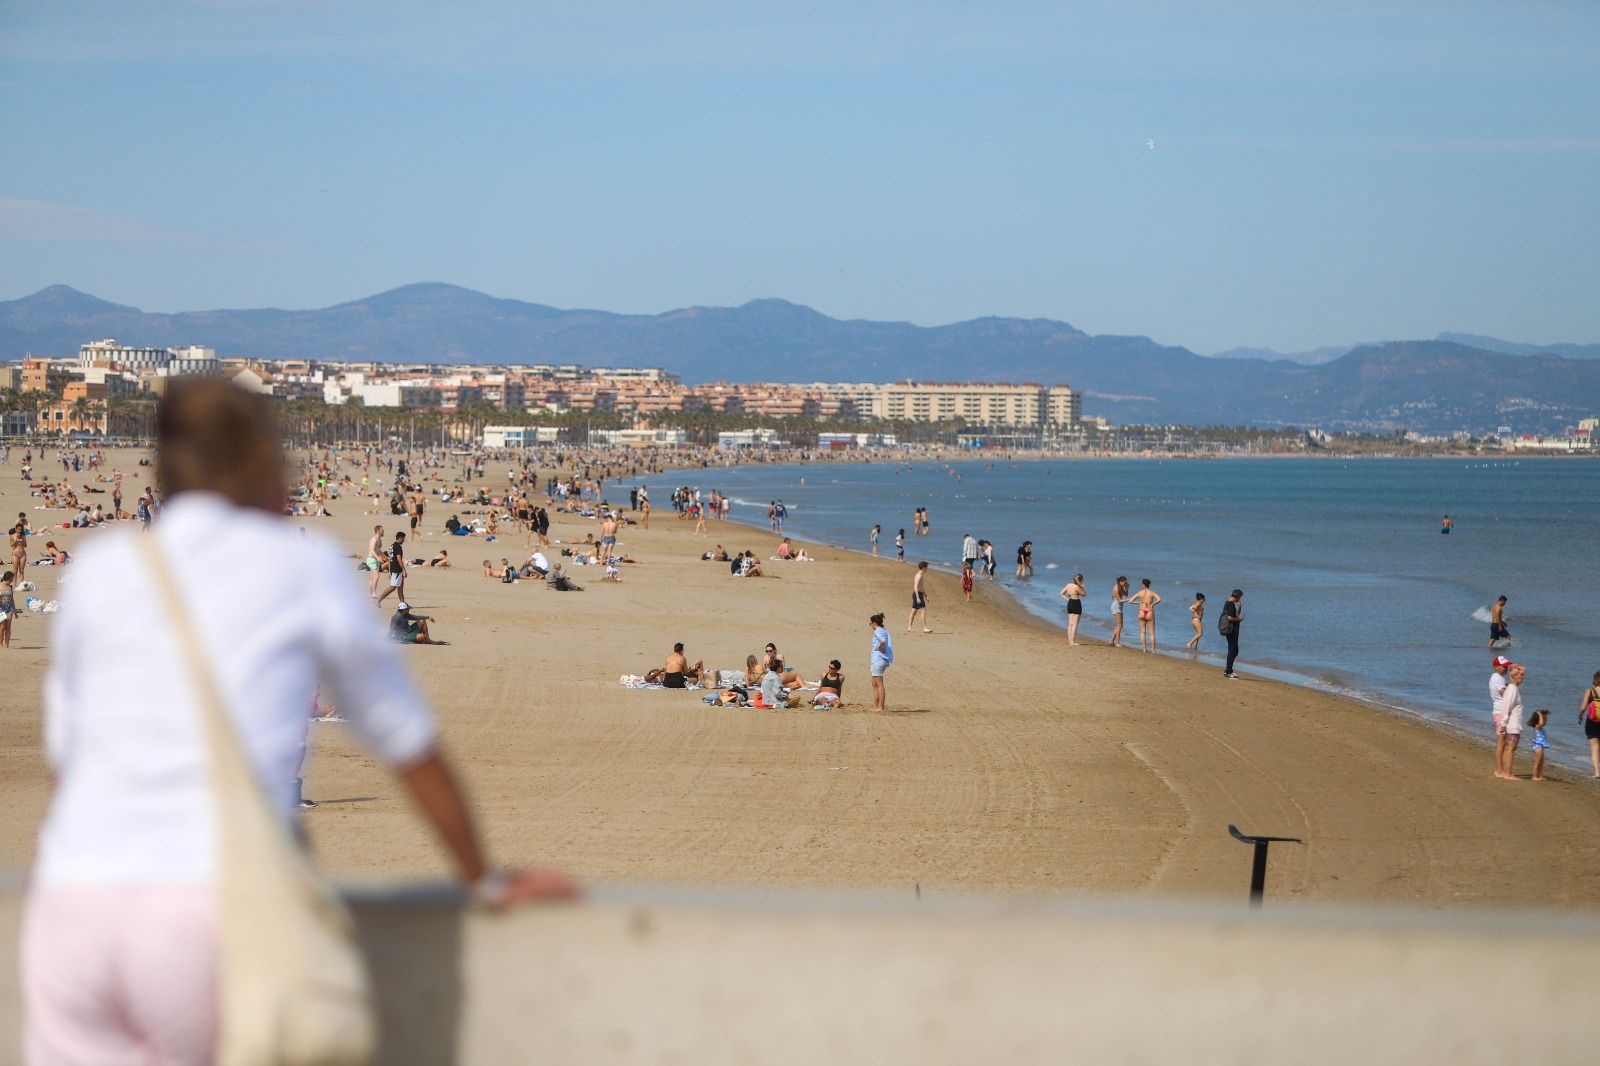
[1227,824,1303,908]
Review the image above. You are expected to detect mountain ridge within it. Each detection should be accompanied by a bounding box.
[3,285,1598,434]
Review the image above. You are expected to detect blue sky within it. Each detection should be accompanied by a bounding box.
[2,1,1597,352]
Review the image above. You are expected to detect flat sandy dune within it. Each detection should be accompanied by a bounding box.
[3,447,1598,907]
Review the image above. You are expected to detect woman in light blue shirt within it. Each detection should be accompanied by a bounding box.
[868,612,893,713]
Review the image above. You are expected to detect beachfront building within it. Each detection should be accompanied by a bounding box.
[77,339,220,378]
[867,381,1079,430]
[717,428,785,450]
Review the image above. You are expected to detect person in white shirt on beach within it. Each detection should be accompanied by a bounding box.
[1497,663,1526,781]
[1490,655,1511,778]
[21,378,576,1065]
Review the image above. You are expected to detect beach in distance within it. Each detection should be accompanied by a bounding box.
[3,447,1600,908]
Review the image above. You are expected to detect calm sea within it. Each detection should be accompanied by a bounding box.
[655,457,1600,765]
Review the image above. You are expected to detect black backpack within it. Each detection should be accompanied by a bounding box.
[1218,609,1235,635]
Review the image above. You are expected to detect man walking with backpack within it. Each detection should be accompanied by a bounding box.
[1219,588,1244,678]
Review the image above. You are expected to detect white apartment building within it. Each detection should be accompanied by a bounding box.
[78,339,219,376]
[79,338,171,372]
[868,381,1079,428]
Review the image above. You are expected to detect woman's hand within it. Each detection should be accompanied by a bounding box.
[473,867,581,910]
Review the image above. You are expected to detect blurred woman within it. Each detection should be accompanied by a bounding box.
[22,378,575,1064]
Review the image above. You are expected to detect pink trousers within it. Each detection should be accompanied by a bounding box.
[21,885,219,1065]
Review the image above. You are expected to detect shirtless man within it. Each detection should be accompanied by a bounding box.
[366,524,386,598]
[599,513,619,562]
[662,643,704,689]
[1489,595,1511,648]
[908,560,931,633]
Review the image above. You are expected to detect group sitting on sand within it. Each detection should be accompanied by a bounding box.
[639,640,845,709]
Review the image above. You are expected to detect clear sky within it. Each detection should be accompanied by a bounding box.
[2,1,1597,352]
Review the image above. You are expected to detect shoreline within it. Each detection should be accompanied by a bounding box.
[659,456,1598,777]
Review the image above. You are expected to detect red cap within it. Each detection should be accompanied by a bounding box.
[1493,655,1512,668]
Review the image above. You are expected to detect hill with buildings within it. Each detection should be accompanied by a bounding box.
[3,284,1599,434]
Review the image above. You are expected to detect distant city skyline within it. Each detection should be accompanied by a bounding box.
[2,1,1597,352]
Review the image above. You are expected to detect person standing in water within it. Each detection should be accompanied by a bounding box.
[895,529,905,561]
[1131,578,1161,653]
[1059,572,1085,646]
[1441,514,1453,534]
[1109,576,1129,648]
[1187,592,1205,650]
[908,561,931,633]
[870,524,880,557]
[1016,540,1033,579]
[1488,595,1510,648]
[1220,589,1245,678]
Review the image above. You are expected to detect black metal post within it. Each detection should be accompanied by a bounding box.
[1228,824,1303,909]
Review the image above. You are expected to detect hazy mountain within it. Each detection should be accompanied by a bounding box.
[3,284,1598,434]
[1434,332,1600,360]
[1208,344,1353,365]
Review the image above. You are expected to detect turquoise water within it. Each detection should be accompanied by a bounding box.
[655,457,1600,764]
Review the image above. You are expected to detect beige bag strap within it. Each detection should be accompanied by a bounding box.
[138,533,376,1066]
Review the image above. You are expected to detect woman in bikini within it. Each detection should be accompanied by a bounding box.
[1059,573,1086,646]
[1109,576,1129,648]
[1187,592,1205,650]
[1131,578,1162,653]
[812,660,845,708]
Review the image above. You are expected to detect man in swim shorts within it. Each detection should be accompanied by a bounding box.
[366,524,385,598]
[907,560,930,633]
[1488,595,1510,648]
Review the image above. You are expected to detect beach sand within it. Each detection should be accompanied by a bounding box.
[3,448,1599,907]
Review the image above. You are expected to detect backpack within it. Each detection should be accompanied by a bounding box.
[1218,609,1236,636]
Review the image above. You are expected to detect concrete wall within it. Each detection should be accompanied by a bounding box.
[2,881,1597,1064]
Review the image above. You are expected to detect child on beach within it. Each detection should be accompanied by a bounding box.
[1529,709,1550,781]
[962,562,974,601]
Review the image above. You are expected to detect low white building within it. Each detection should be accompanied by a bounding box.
[718,429,785,450]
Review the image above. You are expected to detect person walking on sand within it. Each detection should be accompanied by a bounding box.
[1187,592,1205,650]
[1109,576,1129,648]
[1498,663,1527,780]
[375,530,408,606]
[1059,572,1086,646]
[868,612,893,712]
[908,560,931,632]
[1489,595,1511,648]
[1579,670,1600,779]
[1131,578,1162,653]
[1220,588,1244,678]
[1489,654,1513,776]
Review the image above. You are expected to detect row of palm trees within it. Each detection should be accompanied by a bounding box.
[0,388,160,440]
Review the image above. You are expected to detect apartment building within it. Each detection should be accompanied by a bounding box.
[869,381,1078,428]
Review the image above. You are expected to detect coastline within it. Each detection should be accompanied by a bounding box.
[3,448,1599,909]
[678,455,1600,774]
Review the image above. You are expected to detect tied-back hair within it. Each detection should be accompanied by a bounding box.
[157,378,284,512]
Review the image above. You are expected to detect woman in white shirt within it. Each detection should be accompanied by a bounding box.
[1497,664,1526,780]
[22,379,575,1065]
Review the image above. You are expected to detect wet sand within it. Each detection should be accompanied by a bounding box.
[2,448,1599,906]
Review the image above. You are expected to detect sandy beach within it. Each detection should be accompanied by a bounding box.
[3,447,1599,907]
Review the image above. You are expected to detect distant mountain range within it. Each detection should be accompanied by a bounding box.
[3,283,1598,435]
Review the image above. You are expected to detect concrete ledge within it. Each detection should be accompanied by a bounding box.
[3,881,1597,1064]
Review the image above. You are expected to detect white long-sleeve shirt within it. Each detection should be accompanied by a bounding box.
[35,493,437,886]
[1500,682,1524,735]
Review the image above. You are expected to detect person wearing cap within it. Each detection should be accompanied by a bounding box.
[388,601,442,645]
[1490,655,1513,776]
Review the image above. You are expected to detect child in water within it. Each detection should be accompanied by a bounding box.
[1529,709,1550,782]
